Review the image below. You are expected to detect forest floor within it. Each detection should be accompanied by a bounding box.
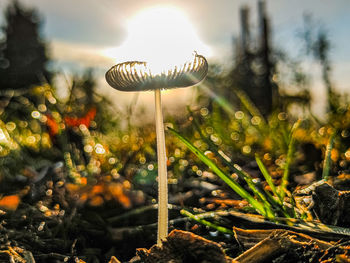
[0,162,350,263]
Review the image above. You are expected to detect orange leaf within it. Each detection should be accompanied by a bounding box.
[91,185,104,195]
[80,177,87,185]
[0,195,20,211]
[65,183,80,193]
[89,196,104,206]
[46,114,60,136]
[108,183,131,209]
[64,107,97,128]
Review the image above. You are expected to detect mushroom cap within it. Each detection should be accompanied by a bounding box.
[105,53,208,91]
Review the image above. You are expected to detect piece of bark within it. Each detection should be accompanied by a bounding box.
[233,227,332,250]
[136,229,236,263]
[234,229,332,263]
[312,182,350,227]
[227,209,350,241]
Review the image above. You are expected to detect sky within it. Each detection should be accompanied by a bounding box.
[0,0,349,117]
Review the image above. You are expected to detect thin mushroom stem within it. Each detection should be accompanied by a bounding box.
[154,88,168,245]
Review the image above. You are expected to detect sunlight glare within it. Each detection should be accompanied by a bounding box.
[103,6,211,75]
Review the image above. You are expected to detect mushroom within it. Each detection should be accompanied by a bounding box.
[105,52,208,245]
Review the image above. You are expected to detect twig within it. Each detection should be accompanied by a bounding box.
[107,204,181,225]
[322,129,336,180]
[107,204,158,224]
[108,217,190,242]
[36,252,69,260]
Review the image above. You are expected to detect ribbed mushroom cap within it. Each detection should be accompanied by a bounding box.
[105,53,208,91]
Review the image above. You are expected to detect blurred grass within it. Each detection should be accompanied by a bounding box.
[1,69,350,222]
[279,119,301,201]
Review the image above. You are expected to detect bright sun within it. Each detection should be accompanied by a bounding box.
[103,6,211,72]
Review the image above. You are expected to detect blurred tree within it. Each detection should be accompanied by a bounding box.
[301,15,340,115]
[226,1,310,117]
[229,1,278,117]
[67,69,95,110]
[0,0,51,90]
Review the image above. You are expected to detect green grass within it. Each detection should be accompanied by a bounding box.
[168,114,304,220]
[169,127,292,219]
[279,119,301,200]
[168,127,275,219]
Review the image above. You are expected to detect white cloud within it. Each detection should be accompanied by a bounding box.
[49,40,113,68]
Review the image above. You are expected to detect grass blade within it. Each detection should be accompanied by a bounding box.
[255,155,281,204]
[233,88,267,127]
[181,209,234,235]
[234,165,275,215]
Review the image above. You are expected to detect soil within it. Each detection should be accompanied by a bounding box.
[0,166,350,262]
